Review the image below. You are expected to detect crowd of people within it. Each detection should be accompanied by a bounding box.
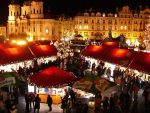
[0,87,18,113]
[0,41,150,113]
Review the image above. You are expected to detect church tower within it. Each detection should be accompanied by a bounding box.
[30,0,44,19]
[8,0,20,21]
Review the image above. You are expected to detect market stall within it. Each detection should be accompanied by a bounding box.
[29,66,77,104]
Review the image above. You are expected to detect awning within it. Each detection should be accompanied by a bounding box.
[129,52,150,74]
[0,46,34,65]
[82,45,108,60]
[29,45,58,58]
[104,48,137,67]
[29,66,77,87]
[101,41,119,48]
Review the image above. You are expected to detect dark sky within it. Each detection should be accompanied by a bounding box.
[0,0,149,24]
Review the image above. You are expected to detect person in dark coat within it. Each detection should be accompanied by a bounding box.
[69,89,76,106]
[25,94,30,113]
[34,94,41,113]
[47,95,53,111]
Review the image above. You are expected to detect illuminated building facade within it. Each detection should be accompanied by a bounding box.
[74,6,150,41]
[7,0,150,42]
[0,26,6,37]
[7,0,75,41]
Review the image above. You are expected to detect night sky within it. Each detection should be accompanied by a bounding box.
[0,0,149,24]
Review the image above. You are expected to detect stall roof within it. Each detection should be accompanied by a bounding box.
[104,48,137,67]
[0,45,57,65]
[0,46,34,65]
[81,45,109,60]
[102,41,119,48]
[28,45,58,58]
[82,45,150,74]
[29,66,77,87]
[129,51,150,74]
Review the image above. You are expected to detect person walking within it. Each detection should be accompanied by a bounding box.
[34,94,41,113]
[25,94,30,113]
[47,95,53,111]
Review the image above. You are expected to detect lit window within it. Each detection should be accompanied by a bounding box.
[124,26,127,30]
[46,28,49,34]
[121,26,123,30]
[102,13,105,17]
[79,25,82,29]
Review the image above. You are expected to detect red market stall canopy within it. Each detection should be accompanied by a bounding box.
[101,41,119,48]
[28,45,58,58]
[82,45,150,74]
[104,48,137,67]
[129,52,150,74]
[0,45,57,65]
[0,46,34,65]
[29,66,77,87]
[81,45,109,60]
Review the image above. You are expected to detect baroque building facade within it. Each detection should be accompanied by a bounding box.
[74,6,150,41]
[7,0,75,41]
[7,0,150,42]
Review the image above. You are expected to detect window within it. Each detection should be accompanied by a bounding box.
[109,26,112,30]
[92,20,94,24]
[115,20,117,24]
[108,20,112,24]
[34,9,35,14]
[97,20,100,24]
[84,19,88,24]
[103,26,105,30]
[92,26,94,30]
[33,27,35,32]
[91,32,94,36]
[79,20,82,24]
[103,20,105,24]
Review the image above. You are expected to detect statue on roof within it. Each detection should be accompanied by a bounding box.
[10,0,18,4]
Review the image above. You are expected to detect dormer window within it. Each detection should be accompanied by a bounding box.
[102,13,105,17]
[114,14,117,17]
[91,13,95,16]
[96,12,101,17]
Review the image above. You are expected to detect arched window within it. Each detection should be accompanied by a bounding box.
[34,9,35,14]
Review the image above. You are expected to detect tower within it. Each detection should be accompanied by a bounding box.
[8,0,20,21]
[30,0,44,19]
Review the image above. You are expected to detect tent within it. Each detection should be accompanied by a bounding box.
[101,41,119,48]
[103,48,137,67]
[0,46,34,65]
[82,45,150,74]
[129,51,150,74]
[28,45,58,58]
[29,66,77,87]
[0,45,57,65]
[81,45,108,60]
